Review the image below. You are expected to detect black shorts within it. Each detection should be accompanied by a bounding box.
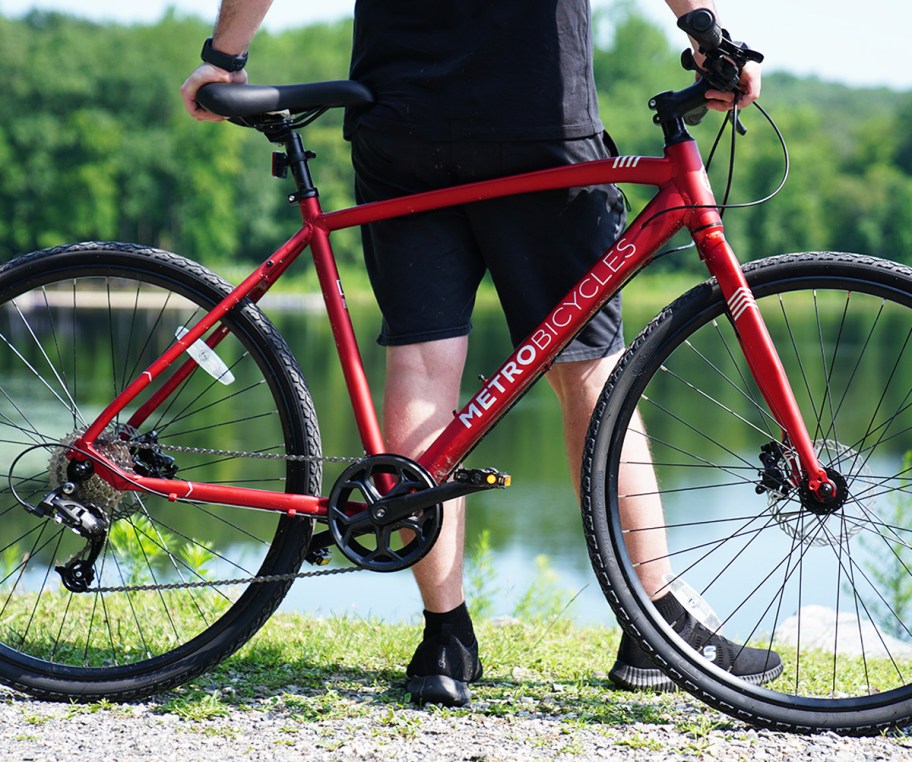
[351,131,626,362]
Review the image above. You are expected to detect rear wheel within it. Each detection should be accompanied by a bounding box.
[583,252,912,732]
[0,242,321,701]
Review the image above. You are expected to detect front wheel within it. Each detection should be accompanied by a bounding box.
[583,252,912,733]
[0,242,322,701]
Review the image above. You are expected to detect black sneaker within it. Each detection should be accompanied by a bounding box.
[406,623,483,707]
[609,592,784,692]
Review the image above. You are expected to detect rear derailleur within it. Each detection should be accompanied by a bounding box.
[25,465,109,593]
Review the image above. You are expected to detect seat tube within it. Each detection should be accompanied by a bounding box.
[693,225,834,499]
[302,200,386,457]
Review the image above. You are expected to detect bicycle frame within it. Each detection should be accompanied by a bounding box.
[77,136,833,516]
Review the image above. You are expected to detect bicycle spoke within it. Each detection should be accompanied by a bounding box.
[0,245,319,699]
[585,254,912,729]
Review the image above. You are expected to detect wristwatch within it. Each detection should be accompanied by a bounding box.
[200,37,248,72]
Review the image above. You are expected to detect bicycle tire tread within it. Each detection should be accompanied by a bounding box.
[581,251,912,734]
[0,242,322,702]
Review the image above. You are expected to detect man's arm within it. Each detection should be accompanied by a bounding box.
[180,0,275,121]
[664,0,761,110]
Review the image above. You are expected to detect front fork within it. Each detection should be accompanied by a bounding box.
[693,225,836,502]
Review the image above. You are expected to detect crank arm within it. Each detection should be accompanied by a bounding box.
[368,467,510,526]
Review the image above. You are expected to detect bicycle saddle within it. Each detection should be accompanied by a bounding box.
[197,80,374,118]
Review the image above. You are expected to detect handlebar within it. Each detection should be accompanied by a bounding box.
[676,9,764,94]
[678,9,725,52]
[646,10,763,139]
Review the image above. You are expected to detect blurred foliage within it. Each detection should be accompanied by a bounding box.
[2,4,912,274]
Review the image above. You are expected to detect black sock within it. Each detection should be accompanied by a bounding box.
[422,602,476,645]
[653,591,686,628]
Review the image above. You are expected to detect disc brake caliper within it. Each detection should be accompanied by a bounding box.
[755,441,794,497]
[130,430,179,479]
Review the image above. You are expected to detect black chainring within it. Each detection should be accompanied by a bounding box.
[326,454,443,573]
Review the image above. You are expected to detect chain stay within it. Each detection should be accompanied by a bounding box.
[82,441,362,593]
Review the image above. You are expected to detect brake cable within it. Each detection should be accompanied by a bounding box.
[649,95,791,262]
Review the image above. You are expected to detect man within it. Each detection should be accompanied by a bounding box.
[182,0,775,707]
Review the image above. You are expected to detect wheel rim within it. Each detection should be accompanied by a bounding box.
[600,257,912,718]
[0,251,314,685]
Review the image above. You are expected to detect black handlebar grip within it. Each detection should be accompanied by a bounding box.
[677,9,724,50]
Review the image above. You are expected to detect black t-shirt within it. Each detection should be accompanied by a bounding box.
[344,0,603,141]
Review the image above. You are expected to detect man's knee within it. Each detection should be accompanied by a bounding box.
[547,350,622,402]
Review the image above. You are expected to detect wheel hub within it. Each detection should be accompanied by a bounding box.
[801,468,849,516]
[765,439,871,548]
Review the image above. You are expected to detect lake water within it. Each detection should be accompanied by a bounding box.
[266,293,616,627]
[5,278,906,640]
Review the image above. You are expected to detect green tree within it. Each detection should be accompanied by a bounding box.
[1,4,910,273]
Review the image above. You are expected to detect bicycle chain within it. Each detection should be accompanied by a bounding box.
[87,564,362,594]
[152,441,361,464]
[85,442,364,593]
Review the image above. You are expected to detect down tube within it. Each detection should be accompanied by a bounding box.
[419,191,688,481]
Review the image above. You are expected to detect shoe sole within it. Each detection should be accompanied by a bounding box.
[407,675,471,707]
[609,660,785,693]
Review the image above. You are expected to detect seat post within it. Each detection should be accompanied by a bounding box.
[262,118,319,202]
[282,131,318,202]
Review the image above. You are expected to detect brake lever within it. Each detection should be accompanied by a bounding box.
[681,48,751,134]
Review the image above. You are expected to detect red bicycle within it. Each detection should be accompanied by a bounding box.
[2,12,911,733]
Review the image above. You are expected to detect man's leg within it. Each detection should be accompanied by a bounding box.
[383,337,468,612]
[383,337,482,706]
[547,352,783,691]
[545,351,671,597]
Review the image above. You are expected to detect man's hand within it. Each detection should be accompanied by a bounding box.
[665,2,762,112]
[180,63,248,122]
[705,59,761,112]
[179,0,272,120]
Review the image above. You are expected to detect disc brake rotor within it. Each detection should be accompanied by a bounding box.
[768,439,872,548]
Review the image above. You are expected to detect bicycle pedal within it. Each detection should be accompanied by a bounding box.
[454,467,511,489]
[305,546,332,566]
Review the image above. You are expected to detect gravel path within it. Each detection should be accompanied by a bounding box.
[2,686,909,761]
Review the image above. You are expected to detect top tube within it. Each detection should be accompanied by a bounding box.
[317,155,673,233]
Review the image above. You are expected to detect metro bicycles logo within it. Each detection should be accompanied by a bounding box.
[457,237,639,430]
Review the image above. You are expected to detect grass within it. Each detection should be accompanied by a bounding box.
[124,606,912,756]
[7,604,912,758]
[8,530,912,739]
[165,612,685,730]
[6,532,912,751]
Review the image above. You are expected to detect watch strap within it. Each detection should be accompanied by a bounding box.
[200,37,248,72]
